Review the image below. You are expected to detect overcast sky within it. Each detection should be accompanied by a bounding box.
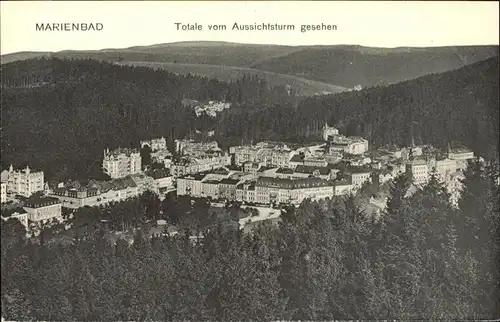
[1,1,498,55]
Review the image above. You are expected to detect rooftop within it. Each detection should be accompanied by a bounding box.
[1,207,28,218]
[276,168,295,174]
[294,165,331,175]
[256,176,332,189]
[219,178,240,185]
[24,196,61,208]
[147,168,171,179]
[202,179,221,184]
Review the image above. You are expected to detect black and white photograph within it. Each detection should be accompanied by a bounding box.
[1,1,499,321]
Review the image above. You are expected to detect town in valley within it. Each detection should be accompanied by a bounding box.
[0,121,480,239]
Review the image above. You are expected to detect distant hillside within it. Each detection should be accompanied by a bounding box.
[117,61,347,96]
[1,42,298,67]
[2,42,497,88]
[250,46,499,87]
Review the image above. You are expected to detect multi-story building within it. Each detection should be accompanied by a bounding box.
[243,162,262,175]
[219,178,240,201]
[448,146,475,170]
[175,139,220,156]
[140,137,167,152]
[23,196,62,224]
[328,135,369,155]
[289,154,329,169]
[170,155,231,178]
[176,173,206,197]
[401,146,423,161]
[150,150,173,168]
[447,147,474,161]
[433,158,458,182]
[50,176,140,209]
[236,181,256,204]
[146,169,174,194]
[406,159,429,185]
[231,142,294,168]
[322,123,340,141]
[1,207,29,229]
[1,182,7,204]
[201,180,221,199]
[130,174,156,195]
[345,168,373,188]
[232,145,260,165]
[5,165,44,198]
[276,165,338,181]
[255,177,334,206]
[333,181,354,196]
[102,148,142,179]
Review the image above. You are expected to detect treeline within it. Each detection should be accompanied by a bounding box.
[1,58,294,182]
[1,161,499,320]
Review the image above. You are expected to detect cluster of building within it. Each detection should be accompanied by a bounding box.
[1,126,480,231]
[181,99,232,118]
[171,139,230,177]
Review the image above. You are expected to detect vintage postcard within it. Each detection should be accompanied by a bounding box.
[1,1,499,321]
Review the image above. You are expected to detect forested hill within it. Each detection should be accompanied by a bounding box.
[2,42,497,89]
[0,58,293,181]
[289,56,499,160]
[250,45,499,87]
[1,56,498,182]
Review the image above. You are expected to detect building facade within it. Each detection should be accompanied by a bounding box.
[323,123,340,141]
[23,197,62,224]
[255,177,334,206]
[5,165,44,198]
[102,148,142,179]
[406,160,429,185]
[140,137,167,152]
[1,182,7,204]
[50,176,140,209]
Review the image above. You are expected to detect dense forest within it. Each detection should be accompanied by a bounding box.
[0,58,293,182]
[1,56,498,183]
[1,161,499,320]
[217,56,500,160]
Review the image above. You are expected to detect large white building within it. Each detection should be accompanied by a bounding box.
[322,123,340,141]
[1,182,7,204]
[448,146,475,170]
[345,168,373,188]
[140,137,167,152]
[328,135,369,155]
[170,154,231,178]
[1,208,29,229]
[4,165,44,198]
[406,159,429,185]
[255,176,334,206]
[231,143,294,168]
[23,196,63,225]
[102,148,142,179]
[175,140,220,156]
[50,176,141,209]
[433,158,458,182]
